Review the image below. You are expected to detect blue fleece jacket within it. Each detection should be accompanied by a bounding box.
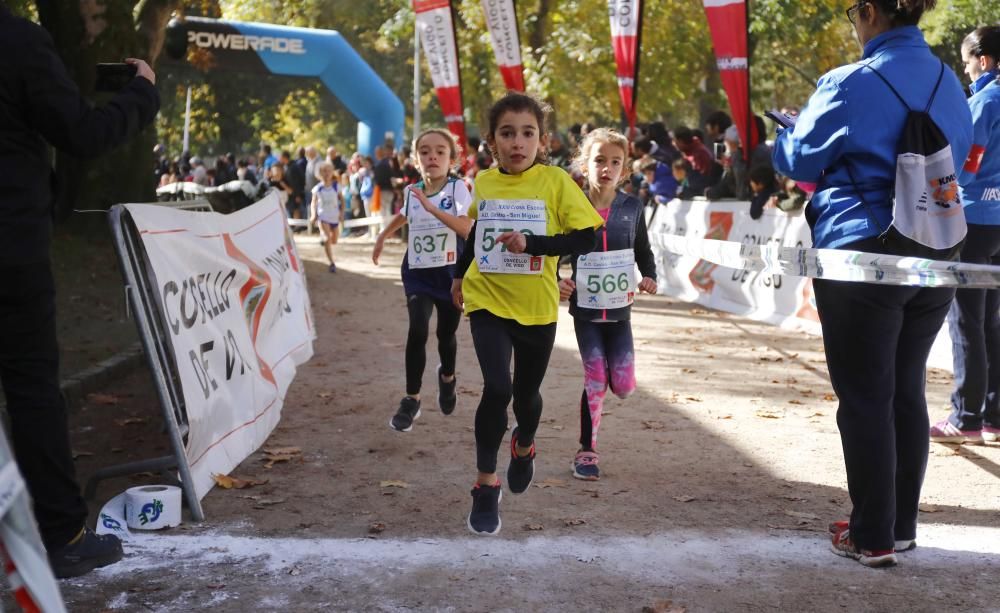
[960,71,1000,225]
[772,26,973,249]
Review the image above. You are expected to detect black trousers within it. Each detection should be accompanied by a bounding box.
[0,262,87,549]
[814,251,953,551]
[469,310,556,474]
[405,293,461,395]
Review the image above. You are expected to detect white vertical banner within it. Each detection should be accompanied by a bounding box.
[480,0,525,91]
[414,0,467,149]
[124,192,315,499]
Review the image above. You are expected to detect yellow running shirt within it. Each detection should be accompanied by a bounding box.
[463,164,603,326]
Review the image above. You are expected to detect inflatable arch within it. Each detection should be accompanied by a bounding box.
[165,17,405,156]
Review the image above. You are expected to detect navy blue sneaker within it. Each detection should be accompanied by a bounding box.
[507,427,535,494]
[48,527,124,579]
[467,482,502,536]
[438,365,457,415]
[572,449,600,481]
[389,396,421,432]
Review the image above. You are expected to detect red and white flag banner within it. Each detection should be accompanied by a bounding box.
[481,0,525,91]
[414,0,467,150]
[608,0,642,132]
[703,0,758,158]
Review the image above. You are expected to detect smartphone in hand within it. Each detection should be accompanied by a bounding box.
[95,63,137,92]
[764,109,797,129]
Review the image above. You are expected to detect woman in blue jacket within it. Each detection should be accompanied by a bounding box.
[931,25,1000,445]
[772,0,973,568]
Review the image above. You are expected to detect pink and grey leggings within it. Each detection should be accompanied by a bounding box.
[574,318,637,451]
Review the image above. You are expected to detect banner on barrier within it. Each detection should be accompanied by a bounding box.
[124,192,315,499]
[646,200,818,331]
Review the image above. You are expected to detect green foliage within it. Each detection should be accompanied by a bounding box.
[151,0,995,158]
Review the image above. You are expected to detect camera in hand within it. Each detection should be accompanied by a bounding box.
[95,63,137,92]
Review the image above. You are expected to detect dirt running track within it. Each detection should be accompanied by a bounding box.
[43,236,1000,612]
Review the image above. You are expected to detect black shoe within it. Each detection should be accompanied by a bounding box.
[48,527,124,579]
[389,396,421,432]
[506,427,535,494]
[467,482,502,536]
[438,365,457,415]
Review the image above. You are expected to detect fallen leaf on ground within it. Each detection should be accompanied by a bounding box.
[288,567,301,576]
[783,510,820,521]
[87,393,119,406]
[212,474,269,489]
[317,392,333,399]
[822,393,837,402]
[787,400,804,405]
[115,417,148,426]
[685,396,703,402]
[642,421,666,430]
[690,308,709,315]
[368,522,386,534]
[534,478,567,489]
[262,446,302,468]
[673,495,697,503]
[380,480,409,489]
[755,409,784,419]
[252,498,286,509]
[919,504,942,513]
[523,523,544,531]
[716,414,733,420]
[72,451,94,459]
[642,600,687,613]
[564,518,586,526]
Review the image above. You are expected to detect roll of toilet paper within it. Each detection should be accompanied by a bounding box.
[97,485,183,540]
[124,485,182,531]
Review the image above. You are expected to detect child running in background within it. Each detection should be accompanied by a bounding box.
[309,161,344,273]
[372,129,473,432]
[557,128,658,481]
[452,92,604,535]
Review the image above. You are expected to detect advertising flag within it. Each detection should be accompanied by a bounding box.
[414,0,467,149]
[607,0,643,132]
[703,0,758,158]
[481,0,525,91]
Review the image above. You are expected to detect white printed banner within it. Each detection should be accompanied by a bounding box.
[646,198,955,370]
[646,199,818,331]
[414,0,467,148]
[124,192,315,499]
[481,0,525,91]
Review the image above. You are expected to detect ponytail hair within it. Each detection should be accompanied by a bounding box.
[963,25,1000,63]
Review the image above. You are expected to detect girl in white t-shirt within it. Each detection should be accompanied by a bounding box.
[310,161,344,273]
[372,129,473,433]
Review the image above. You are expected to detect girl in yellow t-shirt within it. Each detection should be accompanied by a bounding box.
[452,92,604,536]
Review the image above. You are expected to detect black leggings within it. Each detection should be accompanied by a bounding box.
[469,310,557,474]
[405,294,462,395]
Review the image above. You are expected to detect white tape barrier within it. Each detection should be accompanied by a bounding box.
[97,485,183,541]
[659,234,1000,289]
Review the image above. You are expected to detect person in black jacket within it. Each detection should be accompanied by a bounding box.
[0,5,159,578]
[557,128,657,481]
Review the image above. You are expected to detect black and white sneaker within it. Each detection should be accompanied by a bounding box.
[389,396,421,432]
[467,482,502,536]
[438,365,457,415]
[507,427,535,494]
[48,527,124,579]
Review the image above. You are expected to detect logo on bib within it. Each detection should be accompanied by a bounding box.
[530,257,542,271]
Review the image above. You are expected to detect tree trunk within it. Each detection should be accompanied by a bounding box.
[35,0,179,223]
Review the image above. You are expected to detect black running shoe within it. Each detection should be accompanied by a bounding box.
[438,365,457,415]
[389,396,421,432]
[48,527,124,579]
[506,427,535,494]
[467,482,502,536]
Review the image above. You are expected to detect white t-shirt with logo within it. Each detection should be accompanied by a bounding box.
[312,182,341,225]
[403,179,472,269]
